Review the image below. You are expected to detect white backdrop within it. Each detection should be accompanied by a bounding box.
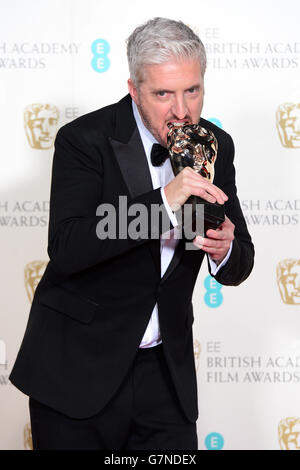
[0,0,299,450]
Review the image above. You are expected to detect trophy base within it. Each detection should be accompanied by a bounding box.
[190,196,225,235]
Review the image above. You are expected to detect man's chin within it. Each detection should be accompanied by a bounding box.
[159,137,168,148]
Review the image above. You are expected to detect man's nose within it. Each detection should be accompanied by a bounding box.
[42,119,50,134]
[171,95,188,119]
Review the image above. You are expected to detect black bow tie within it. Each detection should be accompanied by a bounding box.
[150,143,170,167]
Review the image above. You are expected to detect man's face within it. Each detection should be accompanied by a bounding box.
[278,260,300,305]
[24,261,47,303]
[279,418,300,450]
[284,264,300,304]
[282,422,300,449]
[128,58,204,147]
[30,109,58,149]
[285,106,300,146]
[277,103,300,148]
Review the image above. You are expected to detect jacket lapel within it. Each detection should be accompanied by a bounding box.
[109,97,160,274]
[160,239,185,284]
[109,127,153,200]
[109,94,185,281]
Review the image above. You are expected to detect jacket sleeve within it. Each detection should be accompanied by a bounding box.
[47,125,172,278]
[208,133,255,286]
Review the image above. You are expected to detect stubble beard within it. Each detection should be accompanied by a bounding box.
[136,102,167,148]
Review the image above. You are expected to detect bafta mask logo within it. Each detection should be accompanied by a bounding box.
[24,261,47,303]
[278,418,300,450]
[276,103,300,148]
[276,259,300,305]
[24,422,33,450]
[193,339,201,372]
[24,103,59,149]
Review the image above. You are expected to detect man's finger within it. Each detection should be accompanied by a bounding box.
[206,229,229,240]
[194,235,228,249]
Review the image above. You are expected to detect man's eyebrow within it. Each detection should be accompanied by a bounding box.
[151,84,201,93]
[185,84,201,91]
[151,88,173,93]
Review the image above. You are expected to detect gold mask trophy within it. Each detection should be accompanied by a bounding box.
[167,123,225,235]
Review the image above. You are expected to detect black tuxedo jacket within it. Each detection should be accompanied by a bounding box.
[10,94,254,421]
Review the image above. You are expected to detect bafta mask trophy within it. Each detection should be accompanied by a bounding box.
[167,123,225,236]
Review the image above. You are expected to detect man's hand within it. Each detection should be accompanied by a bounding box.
[193,216,235,264]
[164,166,228,209]
[163,167,233,264]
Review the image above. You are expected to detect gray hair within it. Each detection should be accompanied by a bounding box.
[127,17,206,86]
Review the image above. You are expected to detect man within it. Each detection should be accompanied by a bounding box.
[10,18,254,450]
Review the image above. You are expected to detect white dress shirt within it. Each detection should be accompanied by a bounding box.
[131,101,232,348]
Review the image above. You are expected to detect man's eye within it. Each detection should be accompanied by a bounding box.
[188,87,197,93]
[157,91,167,97]
[286,118,295,126]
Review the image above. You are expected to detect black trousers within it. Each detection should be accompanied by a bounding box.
[29,345,197,450]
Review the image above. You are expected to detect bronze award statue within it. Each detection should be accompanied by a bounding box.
[167,123,225,236]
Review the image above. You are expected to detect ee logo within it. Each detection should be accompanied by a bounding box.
[204,275,223,308]
[91,39,110,73]
[205,432,224,450]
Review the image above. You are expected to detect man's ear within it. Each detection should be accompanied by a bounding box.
[127,78,139,105]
